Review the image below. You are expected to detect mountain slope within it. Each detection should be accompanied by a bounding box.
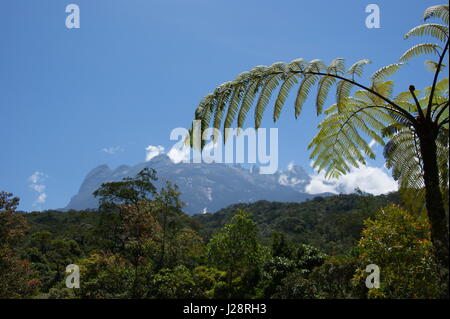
[66,155,326,215]
[193,192,400,253]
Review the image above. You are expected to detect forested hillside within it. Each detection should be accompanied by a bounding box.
[23,192,399,257]
[193,193,400,254]
[0,181,442,299]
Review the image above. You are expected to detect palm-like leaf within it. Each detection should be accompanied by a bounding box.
[190,4,448,184]
[423,4,449,25]
[400,43,441,61]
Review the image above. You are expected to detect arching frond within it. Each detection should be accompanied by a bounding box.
[423,4,449,25]
[255,72,283,128]
[373,80,394,100]
[371,63,405,84]
[273,73,299,121]
[384,125,449,193]
[424,60,447,72]
[295,73,318,118]
[347,59,371,78]
[237,80,260,129]
[308,98,394,178]
[400,43,441,61]
[404,23,449,42]
[335,80,354,112]
[316,76,336,115]
[328,57,346,75]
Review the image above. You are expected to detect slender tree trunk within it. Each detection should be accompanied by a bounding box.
[417,122,449,298]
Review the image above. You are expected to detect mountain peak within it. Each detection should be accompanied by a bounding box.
[148,153,172,163]
[66,159,322,215]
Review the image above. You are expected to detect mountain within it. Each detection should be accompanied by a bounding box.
[65,154,327,215]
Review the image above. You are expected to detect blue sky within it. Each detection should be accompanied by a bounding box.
[0,0,438,211]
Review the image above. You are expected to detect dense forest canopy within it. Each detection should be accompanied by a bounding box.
[1,182,441,299]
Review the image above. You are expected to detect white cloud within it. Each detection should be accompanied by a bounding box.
[305,164,398,195]
[29,171,45,184]
[287,161,295,171]
[101,146,124,154]
[29,171,48,207]
[35,193,47,204]
[167,143,191,163]
[30,184,46,193]
[145,145,165,161]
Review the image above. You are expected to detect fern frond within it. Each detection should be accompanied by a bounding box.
[372,80,394,99]
[255,73,283,128]
[424,60,447,72]
[316,76,337,115]
[308,102,393,178]
[371,63,405,84]
[423,4,449,25]
[273,74,299,121]
[295,74,318,118]
[347,59,371,78]
[336,80,353,111]
[400,43,441,61]
[211,82,233,141]
[223,84,245,141]
[327,58,346,75]
[404,23,449,42]
[237,80,260,129]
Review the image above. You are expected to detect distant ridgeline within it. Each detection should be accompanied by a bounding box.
[65,154,331,215]
[28,192,399,255]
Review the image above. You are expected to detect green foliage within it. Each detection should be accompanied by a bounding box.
[0,192,40,298]
[76,253,136,298]
[150,265,226,299]
[272,271,320,299]
[189,3,449,294]
[206,209,267,298]
[308,256,366,299]
[354,205,441,298]
[191,5,448,181]
[93,168,158,207]
[383,78,449,197]
[1,186,443,299]
[195,193,400,254]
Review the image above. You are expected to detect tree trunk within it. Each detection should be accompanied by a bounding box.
[417,122,449,298]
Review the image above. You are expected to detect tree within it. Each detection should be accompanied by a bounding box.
[206,210,266,298]
[354,205,441,299]
[93,168,162,298]
[189,4,449,293]
[0,191,28,248]
[76,253,136,298]
[271,232,292,259]
[150,265,226,299]
[0,191,40,298]
[271,271,319,299]
[309,255,366,299]
[153,180,186,270]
